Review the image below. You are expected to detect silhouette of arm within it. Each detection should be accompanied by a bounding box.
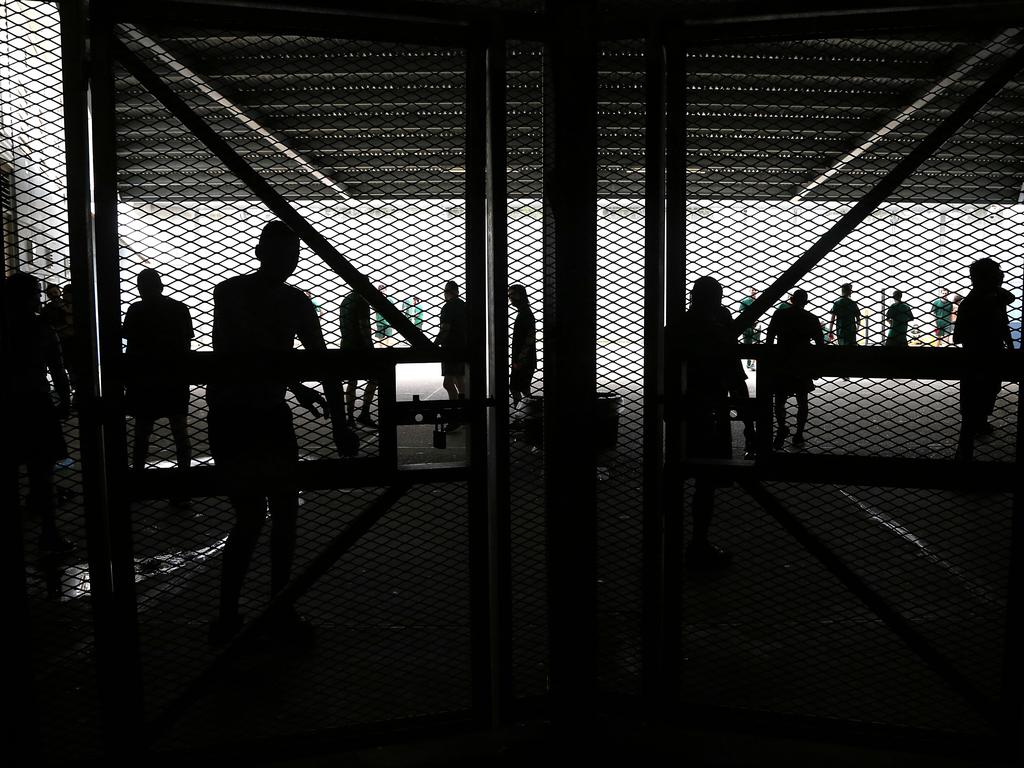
[765,314,779,345]
[45,325,71,417]
[295,297,355,455]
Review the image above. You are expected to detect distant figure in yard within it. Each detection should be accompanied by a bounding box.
[436,280,468,421]
[206,221,356,647]
[884,289,914,347]
[402,295,424,329]
[123,269,195,505]
[339,290,377,428]
[829,282,861,346]
[508,284,536,407]
[953,258,1014,461]
[765,289,824,449]
[738,287,759,370]
[374,283,394,343]
[3,272,75,555]
[932,287,954,346]
[678,276,753,572]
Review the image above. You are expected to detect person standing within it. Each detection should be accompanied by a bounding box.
[829,283,861,346]
[3,272,74,554]
[206,221,354,646]
[884,290,914,347]
[953,258,1013,461]
[435,280,468,426]
[402,295,424,329]
[765,289,824,448]
[931,287,953,346]
[122,269,195,505]
[508,284,536,406]
[374,283,393,343]
[339,290,377,428]
[738,287,759,370]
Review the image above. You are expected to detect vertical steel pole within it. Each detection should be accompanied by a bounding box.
[662,33,686,705]
[641,28,667,713]
[86,6,145,755]
[466,34,494,725]
[542,0,599,727]
[485,20,514,725]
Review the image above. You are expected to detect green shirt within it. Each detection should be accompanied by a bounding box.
[886,301,913,344]
[932,297,953,326]
[831,296,860,342]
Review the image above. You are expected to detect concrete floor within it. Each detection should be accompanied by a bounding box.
[15,372,1019,763]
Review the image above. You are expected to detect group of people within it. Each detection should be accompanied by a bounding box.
[683,256,1016,571]
[5,220,538,646]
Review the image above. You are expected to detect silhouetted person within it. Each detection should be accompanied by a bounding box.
[436,280,467,425]
[508,284,536,407]
[3,272,74,554]
[829,282,861,346]
[679,276,750,571]
[954,258,1013,461]
[402,295,424,328]
[206,221,353,646]
[884,289,913,347]
[339,290,377,428]
[374,283,393,342]
[766,289,824,448]
[932,287,953,346]
[738,287,759,370]
[123,269,194,504]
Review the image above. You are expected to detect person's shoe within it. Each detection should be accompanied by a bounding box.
[208,614,244,647]
[268,608,315,647]
[356,413,378,429]
[772,426,789,450]
[686,541,732,573]
[791,433,805,447]
[38,534,76,556]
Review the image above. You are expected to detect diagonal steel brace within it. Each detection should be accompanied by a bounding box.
[733,35,1024,335]
[112,37,435,351]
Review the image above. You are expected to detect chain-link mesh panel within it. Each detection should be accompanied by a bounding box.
[113,24,477,743]
[3,2,100,762]
[686,32,1022,460]
[595,39,646,695]
[679,481,995,733]
[680,28,1023,735]
[506,40,547,700]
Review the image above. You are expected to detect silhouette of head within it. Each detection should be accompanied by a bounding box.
[749,287,758,298]
[841,283,852,297]
[255,221,300,282]
[791,289,808,308]
[6,272,42,316]
[969,257,1002,290]
[45,283,62,301]
[508,284,528,307]
[137,268,163,300]
[892,290,902,302]
[445,280,459,300]
[690,276,722,310]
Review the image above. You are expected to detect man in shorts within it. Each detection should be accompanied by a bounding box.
[738,287,759,370]
[829,282,861,346]
[339,290,377,428]
[122,268,195,505]
[766,289,824,448]
[932,287,953,346]
[884,289,914,347]
[206,221,354,646]
[436,280,468,421]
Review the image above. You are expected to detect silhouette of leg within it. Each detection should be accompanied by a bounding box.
[268,490,298,596]
[29,458,66,551]
[357,380,377,426]
[218,494,267,621]
[133,415,154,472]
[794,392,808,444]
[345,379,358,424]
[169,414,192,506]
[773,392,789,449]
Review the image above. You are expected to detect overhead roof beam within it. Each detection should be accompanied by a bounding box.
[789,27,1022,202]
[119,24,350,199]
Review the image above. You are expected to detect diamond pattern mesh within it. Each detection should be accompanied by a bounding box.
[679,29,1022,735]
[3,2,100,762]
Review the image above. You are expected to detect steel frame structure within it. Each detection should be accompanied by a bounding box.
[4,0,1024,763]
